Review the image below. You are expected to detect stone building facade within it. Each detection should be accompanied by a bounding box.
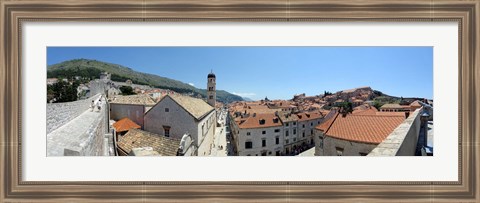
[109,94,156,128]
[144,94,216,156]
[233,113,284,156]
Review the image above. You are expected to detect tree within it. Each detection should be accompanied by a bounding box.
[323,90,333,98]
[50,80,78,103]
[335,102,353,114]
[373,100,384,111]
[119,86,135,95]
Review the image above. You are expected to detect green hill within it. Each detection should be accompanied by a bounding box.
[47,59,243,104]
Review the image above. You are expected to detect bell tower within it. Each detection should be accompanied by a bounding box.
[207,70,216,107]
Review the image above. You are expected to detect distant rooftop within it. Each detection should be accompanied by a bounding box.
[237,113,282,129]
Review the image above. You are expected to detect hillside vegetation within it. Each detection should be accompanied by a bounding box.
[47,59,244,103]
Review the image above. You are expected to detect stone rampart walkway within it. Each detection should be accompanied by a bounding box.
[47,94,104,156]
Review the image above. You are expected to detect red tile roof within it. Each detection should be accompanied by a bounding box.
[117,129,180,156]
[113,117,141,133]
[316,113,404,144]
[237,113,282,129]
[316,113,338,132]
[296,112,323,121]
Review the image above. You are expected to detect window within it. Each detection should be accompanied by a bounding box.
[302,131,305,137]
[319,137,324,149]
[335,147,344,156]
[262,130,266,134]
[359,152,368,156]
[285,131,289,137]
[247,132,251,136]
[302,124,305,128]
[274,129,280,133]
[286,139,289,144]
[209,96,213,99]
[245,141,253,149]
[275,137,279,145]
[268,151,272,155]
[293,129,296,135]
[310,122,313,126]
[293,122,297,126]
[165,108,169,112]
[276,151,280,156]
[293,138,296,142]
[318,121,320,124]
[163,126,171,137]
[262,139,266,147]
[209,87,213,91]
[311,129,314,135]
[286,123,289,127]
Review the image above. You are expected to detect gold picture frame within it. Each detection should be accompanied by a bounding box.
[1,0,479,202]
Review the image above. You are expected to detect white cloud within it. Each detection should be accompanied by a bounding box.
[232,92,256,98]
[188,83,195,86]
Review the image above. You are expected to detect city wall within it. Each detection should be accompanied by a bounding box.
[46,94,99,134]
[368,108,422,156]
[48,94,109,156]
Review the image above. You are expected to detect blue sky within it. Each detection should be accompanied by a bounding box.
[47,47,433,100]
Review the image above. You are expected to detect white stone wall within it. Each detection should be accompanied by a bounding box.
[110,104,145,127]
[297,118,322,145]
[237,126,283,156]
[282,121,297,153]
[196,111,216,156]
[322,135,377,156]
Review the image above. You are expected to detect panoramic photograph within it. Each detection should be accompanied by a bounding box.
[46,47,433,157]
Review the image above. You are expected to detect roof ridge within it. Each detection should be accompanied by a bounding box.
[324,112,339,134]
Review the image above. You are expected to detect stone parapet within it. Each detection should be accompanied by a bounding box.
[368,108,422,156]
[47,94,109,156]
[46,94,101,134]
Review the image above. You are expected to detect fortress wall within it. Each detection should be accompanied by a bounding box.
[46,94,100,134]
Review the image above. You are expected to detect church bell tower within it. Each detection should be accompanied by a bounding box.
[207,71,216,107]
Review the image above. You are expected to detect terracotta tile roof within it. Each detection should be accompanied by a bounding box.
[117,128,180,156]
[277,112,299,123]
[237,113,282,129]
[317,113,404,144]
[113,117,141,133]
[110,94,156,106]
[352,108,378,115]
[296,112,323,121]
[316,113,339,132]
[155,94,214,120]
[380,103,404,109]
